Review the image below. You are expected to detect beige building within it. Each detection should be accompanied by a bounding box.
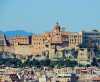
[68,32,83,48]
[50,77,70,82]
[31,35,48,56]
[39,75,47,82]
[77,48,90,65]
[0,23,82,58]
[12,36,30,45]
[14,45,33,56]
[30,23,69,57]
[1,23,99,60]
[50,74,78,82]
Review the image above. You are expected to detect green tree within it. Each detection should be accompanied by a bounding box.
[91,57,98,66]
[40,59,51,66]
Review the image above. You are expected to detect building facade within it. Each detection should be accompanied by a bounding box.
[82,30,100,48]
[68,32,83,48]
[0,23,99,59]
[77,48,90,65]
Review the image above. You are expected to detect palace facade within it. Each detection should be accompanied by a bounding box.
[0,23,100,59]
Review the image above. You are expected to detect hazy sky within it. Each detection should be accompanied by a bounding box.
[0,0,100,33]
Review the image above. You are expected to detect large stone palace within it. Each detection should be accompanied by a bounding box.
[0,23,100,59]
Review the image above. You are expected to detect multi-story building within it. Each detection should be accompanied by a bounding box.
[12,36,31,45]
[0,32,7,52]
[77,48,90,65]
[0,32,6,46]
[0,23,99,59]
[68,32,83,48]
[5,36,32,57]
[31,35,48,56]
[31,23,69,58]
[82,30,100,48]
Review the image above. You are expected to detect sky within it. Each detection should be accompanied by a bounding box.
[0,0,100,33]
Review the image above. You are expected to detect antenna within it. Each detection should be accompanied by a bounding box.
[56,22,59,26]
[56,18,60,26]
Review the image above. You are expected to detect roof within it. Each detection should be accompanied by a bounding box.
[92,77,100,81]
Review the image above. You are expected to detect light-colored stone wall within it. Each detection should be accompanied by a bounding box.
[14,45,33,56]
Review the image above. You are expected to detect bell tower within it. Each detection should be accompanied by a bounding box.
[51,22,62,44]
[53,22,61,33]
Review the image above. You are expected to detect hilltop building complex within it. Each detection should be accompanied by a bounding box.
[0,23,100,63]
